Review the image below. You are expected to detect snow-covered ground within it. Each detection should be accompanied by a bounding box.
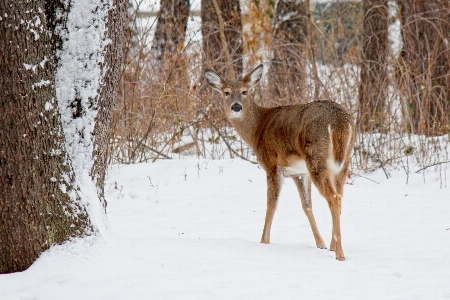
[1,158,449,299]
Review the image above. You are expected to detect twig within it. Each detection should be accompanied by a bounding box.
[372,143,390,179]
[144,145,171,160]
[130,110,156,162]
[216,128,258,165]
[200,109,258,165]
[151,117,203,163]
[351,174,380,185]
[415,160,450,173]
[148,39,199,163]
[151,129,178,163]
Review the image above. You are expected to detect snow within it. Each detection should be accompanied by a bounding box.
[55,0,112,234]
[32,79,51,90]
[1,158,449,299]
[388,1,402,58]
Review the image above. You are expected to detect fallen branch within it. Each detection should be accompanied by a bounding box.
[144,145,172,160]
[351,174,380,185]
[415,160,450,173]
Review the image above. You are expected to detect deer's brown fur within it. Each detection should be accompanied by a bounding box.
[205,64,355,260]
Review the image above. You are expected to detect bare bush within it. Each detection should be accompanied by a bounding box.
[108,1,449,185]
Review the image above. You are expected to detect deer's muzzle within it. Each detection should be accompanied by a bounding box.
[231,103,242,112]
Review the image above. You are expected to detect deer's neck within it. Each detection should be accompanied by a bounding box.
[228,101,265,149]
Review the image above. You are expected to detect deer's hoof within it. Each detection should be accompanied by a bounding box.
[335,254,345,261]
[317,243,327,249]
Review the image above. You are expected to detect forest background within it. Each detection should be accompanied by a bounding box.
[1,0,449,274]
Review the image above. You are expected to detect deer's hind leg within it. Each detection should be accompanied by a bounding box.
[309,166,346,261]
[292,175,326,249]
[328,165,350,251]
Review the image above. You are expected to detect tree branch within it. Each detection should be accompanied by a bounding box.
[415,160,450,173]
[200,109,258,165]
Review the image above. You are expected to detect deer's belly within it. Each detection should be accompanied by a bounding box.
[282,160,308,177]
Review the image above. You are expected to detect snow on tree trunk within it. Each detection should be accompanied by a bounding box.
[55,0,110,217]
[56,0,126,213]
[91,0,127,209]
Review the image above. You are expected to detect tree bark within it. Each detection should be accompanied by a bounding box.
[151,0,190,66]
[0,0,92,273]
[270,0,308,105]
[358,0,389,133]
[198,0,243,128]
[398,0,450,135]
[0,0,126,273]
[201,0,243,78]
[91,0,127,208]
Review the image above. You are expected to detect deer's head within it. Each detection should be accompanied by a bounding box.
[205,64,263,119]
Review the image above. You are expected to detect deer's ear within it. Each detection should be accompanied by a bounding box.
[205,70,223,92]
[244,64,263,89]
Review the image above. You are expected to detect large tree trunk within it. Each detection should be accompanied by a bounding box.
[0,0,126,273]
[0,0,92,273]
[270,0,308,105]
[398,0,450,135]
[201,0,243,78]
[358,0,389,133]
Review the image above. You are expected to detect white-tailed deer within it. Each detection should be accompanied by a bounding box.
[205,64,355,260]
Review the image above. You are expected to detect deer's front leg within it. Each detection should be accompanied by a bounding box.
[261,167,283,244]
[293,176,326,249]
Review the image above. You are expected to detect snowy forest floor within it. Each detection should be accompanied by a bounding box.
[1,157,449,299]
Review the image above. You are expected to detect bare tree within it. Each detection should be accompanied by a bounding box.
[197,0,244,132]
[398,0,450,135]
[270,0,308,104]
[151,0,190,67]
[0,0,126,273]
[201,0,243,78]
[358,0,389,133]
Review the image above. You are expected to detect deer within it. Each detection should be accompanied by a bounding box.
[204,64,355,260]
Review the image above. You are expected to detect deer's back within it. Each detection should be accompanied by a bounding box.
[253,100,353,171]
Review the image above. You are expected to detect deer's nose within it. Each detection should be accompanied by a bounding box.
[231,103,242,112]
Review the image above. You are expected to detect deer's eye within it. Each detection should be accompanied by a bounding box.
[242,90,247,96]
[224,91,230,97]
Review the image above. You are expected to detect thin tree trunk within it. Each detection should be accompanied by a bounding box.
[270,0,308,105]
[201,0,243,78]
[199,0,243,129]
[358,0,389,133]
[151,0,190,67]
[398,0,450,135]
